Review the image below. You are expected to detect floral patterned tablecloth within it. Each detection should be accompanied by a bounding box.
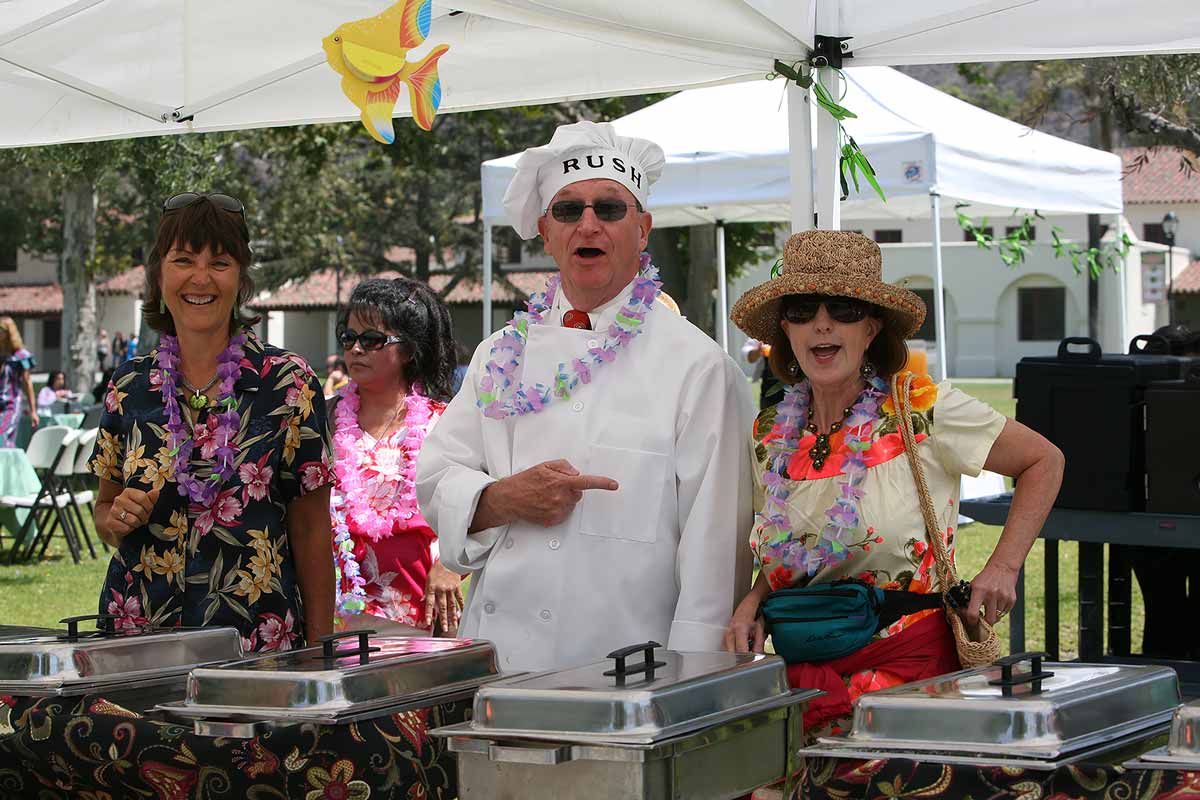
[802,754,1200,800]
[0,693,469,799]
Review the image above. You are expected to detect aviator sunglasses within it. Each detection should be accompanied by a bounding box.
[548,199,640,223]
[338,328,404,352]
[782,295,872,325]
[163,192,250,237]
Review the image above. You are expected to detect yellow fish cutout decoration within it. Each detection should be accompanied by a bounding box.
[323,0,449,143]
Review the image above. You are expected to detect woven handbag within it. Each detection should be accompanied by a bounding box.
[892,372,1001,669]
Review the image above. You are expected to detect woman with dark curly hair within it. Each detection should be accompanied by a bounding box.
[329,276,464,633]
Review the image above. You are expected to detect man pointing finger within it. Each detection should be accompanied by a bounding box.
[416,121,754,672]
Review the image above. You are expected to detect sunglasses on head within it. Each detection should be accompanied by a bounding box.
[548,199,639,224]
[338,328,404,352]
[782,295,872,325]
[163,192,246,217]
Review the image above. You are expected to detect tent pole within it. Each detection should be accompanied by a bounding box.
[716,221,729,353]
[787,81,814,233]
[815,68,841,231]
[1116,216,1130,349]
[482,221,493,338]
[929,191,948,382]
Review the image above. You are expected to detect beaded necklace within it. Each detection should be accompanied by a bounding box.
[477,253,661,419]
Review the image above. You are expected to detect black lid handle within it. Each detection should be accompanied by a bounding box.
[1057,337,1101,361]
[604,641,667,683]
[58,614,117,642]
[988,651,1055,697]
[318,629,381,666]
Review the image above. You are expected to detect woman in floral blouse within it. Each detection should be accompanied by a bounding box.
[90,193,335,651]
[725,230,1064,733]
[330,277,463,632]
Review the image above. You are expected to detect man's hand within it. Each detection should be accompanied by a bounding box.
[424,560,465,632]
[473,459,617,530]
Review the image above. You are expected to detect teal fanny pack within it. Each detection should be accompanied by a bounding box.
[759,578,958,664]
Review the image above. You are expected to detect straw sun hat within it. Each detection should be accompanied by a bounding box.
[731,230,926,343]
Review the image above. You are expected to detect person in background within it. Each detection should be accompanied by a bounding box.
[90,192,335,650]
[323,354,349,398]
[330,277,463,632]
[742,337,783,411]
[37,370,71,416]
[92,368,115,407]
[0,317,38,446]
[125,334,139,363]
[98,328,111,369]
[112,332,127,366]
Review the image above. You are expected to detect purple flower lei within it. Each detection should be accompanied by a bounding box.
[756,374,888,577]
[156,332,246,509]
[476,252,661,419]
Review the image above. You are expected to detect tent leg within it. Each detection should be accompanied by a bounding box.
[930,192,949,382]
[815,68,841,231]
[482,221,493,338]
[787,82,814,233]
[716,221,729,353]
[1116,215,1129,349]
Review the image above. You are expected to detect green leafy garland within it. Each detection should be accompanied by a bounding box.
[955,204,1133,277]
[771,60,886,203]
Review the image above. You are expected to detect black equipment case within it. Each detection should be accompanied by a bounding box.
[1144,362,1200,514]
[1014,337,1181,511]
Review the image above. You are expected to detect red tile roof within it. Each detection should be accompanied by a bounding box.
[0,283,62,315]
[1122,147,1200,204]
[1175,260,1200,294]
[250,269,556,311]
[97,265,145,295]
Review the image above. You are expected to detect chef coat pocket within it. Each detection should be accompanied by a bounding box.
[578,443,668,543]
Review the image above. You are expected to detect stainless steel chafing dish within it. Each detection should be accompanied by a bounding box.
[158,629,501,737]
[803,652,1180,770]
[1125,697,1200,769]
[0,624,58,641]
[431,641,821,800]
[0,614,244,712]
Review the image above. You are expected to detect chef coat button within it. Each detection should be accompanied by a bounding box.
[571,400,584,412]
[540,609,552,621]
[504,538,515,550]
[548,538,560,550]
[587,338,599,349]
[484,602,496,614]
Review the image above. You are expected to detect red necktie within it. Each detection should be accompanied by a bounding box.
[563,309,592,330]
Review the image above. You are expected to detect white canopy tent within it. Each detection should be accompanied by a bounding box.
[480,67,1124,377]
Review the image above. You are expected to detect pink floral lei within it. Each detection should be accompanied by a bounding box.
[331,381,434,615]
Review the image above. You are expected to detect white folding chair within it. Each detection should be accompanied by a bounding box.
[66,427,103,556]
[4,426,85,563]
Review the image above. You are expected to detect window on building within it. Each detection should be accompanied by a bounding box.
[873,229,902,244]
[911,289,938,341]
[0,240,16,272]
[42,318,61,349]
[1006,225,1036,241]
[1143,223,1168,245]
[964,226,994,242]
[1018,286,1066,341]
[497,228,524,264]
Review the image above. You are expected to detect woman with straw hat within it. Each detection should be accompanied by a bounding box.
[725,230,1064,734]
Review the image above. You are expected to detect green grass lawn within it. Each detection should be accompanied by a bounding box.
[0,379,1142,660]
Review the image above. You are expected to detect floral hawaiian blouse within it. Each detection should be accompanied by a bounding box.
[88,331,334,652]
[752,375,1006,640]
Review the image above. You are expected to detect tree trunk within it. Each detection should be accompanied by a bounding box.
[646,228,685,311]
[686,223,717,339]
[59,177,99,394]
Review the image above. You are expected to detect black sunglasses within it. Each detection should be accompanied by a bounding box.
[548,199,639,223]
[163,192,246,217]
[782,295,872,325]
[338,328,404,352]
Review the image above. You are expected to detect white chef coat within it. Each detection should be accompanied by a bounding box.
[416,279,755,673]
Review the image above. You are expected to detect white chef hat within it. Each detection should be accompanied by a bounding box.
[503,121,666,240]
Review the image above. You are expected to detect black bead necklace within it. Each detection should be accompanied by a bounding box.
[806,404,854,471]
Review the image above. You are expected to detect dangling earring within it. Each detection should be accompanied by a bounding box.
[860,361,876,378]
[787,360,800,377]
[159,297,166,313]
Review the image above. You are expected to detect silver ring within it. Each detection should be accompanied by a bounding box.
[119,510,128,522]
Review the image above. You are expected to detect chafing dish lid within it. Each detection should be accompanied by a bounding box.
[182,631,499,716]
[0,625,59,641]
[828,653,1179,757]
[463,641,807,745]
[0,615,244,689]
